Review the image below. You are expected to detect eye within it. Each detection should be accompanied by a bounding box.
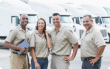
[56,18,59,20]
[86,21,89,22]
[83,21,85,23]
[22,18,25,20]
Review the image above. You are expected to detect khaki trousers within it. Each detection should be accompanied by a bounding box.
[51,55,70,69]
[10,53,28,69]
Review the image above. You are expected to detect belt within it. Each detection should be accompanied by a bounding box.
[12,52,27,55]
[52,53,69,56]
[36,57,47,60]
[52,53,58,55]
[83,57,95,61]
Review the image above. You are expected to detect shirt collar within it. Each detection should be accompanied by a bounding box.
[35,30,45,37]
[86,25,95,34]
[18,25,28,32]
[53,26,64,32]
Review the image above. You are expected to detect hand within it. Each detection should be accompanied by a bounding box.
[89,58,99,66]
[45,30,48,36]
[19,47,27,53]
[35,62,40,69]
[63,56,74,62]
[28,62,30,69]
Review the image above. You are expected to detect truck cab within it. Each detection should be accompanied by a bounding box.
[96,15,110,42]
[80,4,109,42]
[0,0,38,48]
[28,1,85,45]
[57,4,109,43]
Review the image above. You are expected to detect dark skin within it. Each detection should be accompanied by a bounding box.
[4,14,30,69]
[20,14,28,31]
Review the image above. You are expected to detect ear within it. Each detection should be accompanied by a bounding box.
[60,18,62,22]
[19,19,21,21]
[91,20,93,24]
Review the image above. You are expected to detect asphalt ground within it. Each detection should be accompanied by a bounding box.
[0,43,110,69]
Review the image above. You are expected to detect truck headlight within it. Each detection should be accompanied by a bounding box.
[73,26,76,32]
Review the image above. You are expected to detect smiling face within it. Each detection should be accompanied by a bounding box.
[52,15,61,27]
[37,19,45,30]
[20,14,28,27]
[83,16,93,31]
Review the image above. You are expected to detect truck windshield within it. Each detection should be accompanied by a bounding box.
[103,7,110,15]
[102,17,110,23]
[28,15,38,23]
[61,15,73,23]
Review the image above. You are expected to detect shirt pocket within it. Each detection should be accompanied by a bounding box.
[59,36,67,42]
[84,36,94,45]
[16,34,25,40]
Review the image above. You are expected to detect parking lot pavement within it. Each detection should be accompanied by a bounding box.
[0,43,110,69]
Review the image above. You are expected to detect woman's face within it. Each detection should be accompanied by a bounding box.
[38,20,45,30]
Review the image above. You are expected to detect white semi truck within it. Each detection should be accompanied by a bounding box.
[57,4,92,24]
[0,0,39,48]
[57,4,109,43]
[28,1,85,45]
[81,4,110,42]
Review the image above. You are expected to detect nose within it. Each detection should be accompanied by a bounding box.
[24,19,28,22]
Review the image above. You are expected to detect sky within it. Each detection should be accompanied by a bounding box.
[1,0,110,7]
[30,0,110,6]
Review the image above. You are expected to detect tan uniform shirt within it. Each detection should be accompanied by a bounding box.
[49,26,78,56]
[5,25,30,54]
[81,26,106,57]
[30,30,49,58]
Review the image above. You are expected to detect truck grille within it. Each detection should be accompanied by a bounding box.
[79,30,84,38]
[100,29,107,37]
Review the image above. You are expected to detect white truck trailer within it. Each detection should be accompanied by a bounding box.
[81,4,110,42]
[0,0,39,48]
[28,1,85,45]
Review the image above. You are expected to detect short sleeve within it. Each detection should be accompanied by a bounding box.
[65,29,78,45]
[30,33,36,47]
[27,32,30,44]
[5,30,17,43]
[94,31,106,47]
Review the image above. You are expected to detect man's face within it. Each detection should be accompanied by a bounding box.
[20,15,28,27]
[83,16,93,30]
[52,15,61,27]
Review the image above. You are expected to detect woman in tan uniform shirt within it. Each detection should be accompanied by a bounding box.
[30,18,52,69]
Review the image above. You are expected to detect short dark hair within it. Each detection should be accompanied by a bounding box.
[83,14,92,20]
[20,14,28,19]
[53,13,60,16]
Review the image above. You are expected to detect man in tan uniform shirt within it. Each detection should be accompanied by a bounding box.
[4,14,30,69]
[81,14,106,69]
[49,13,79,69]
